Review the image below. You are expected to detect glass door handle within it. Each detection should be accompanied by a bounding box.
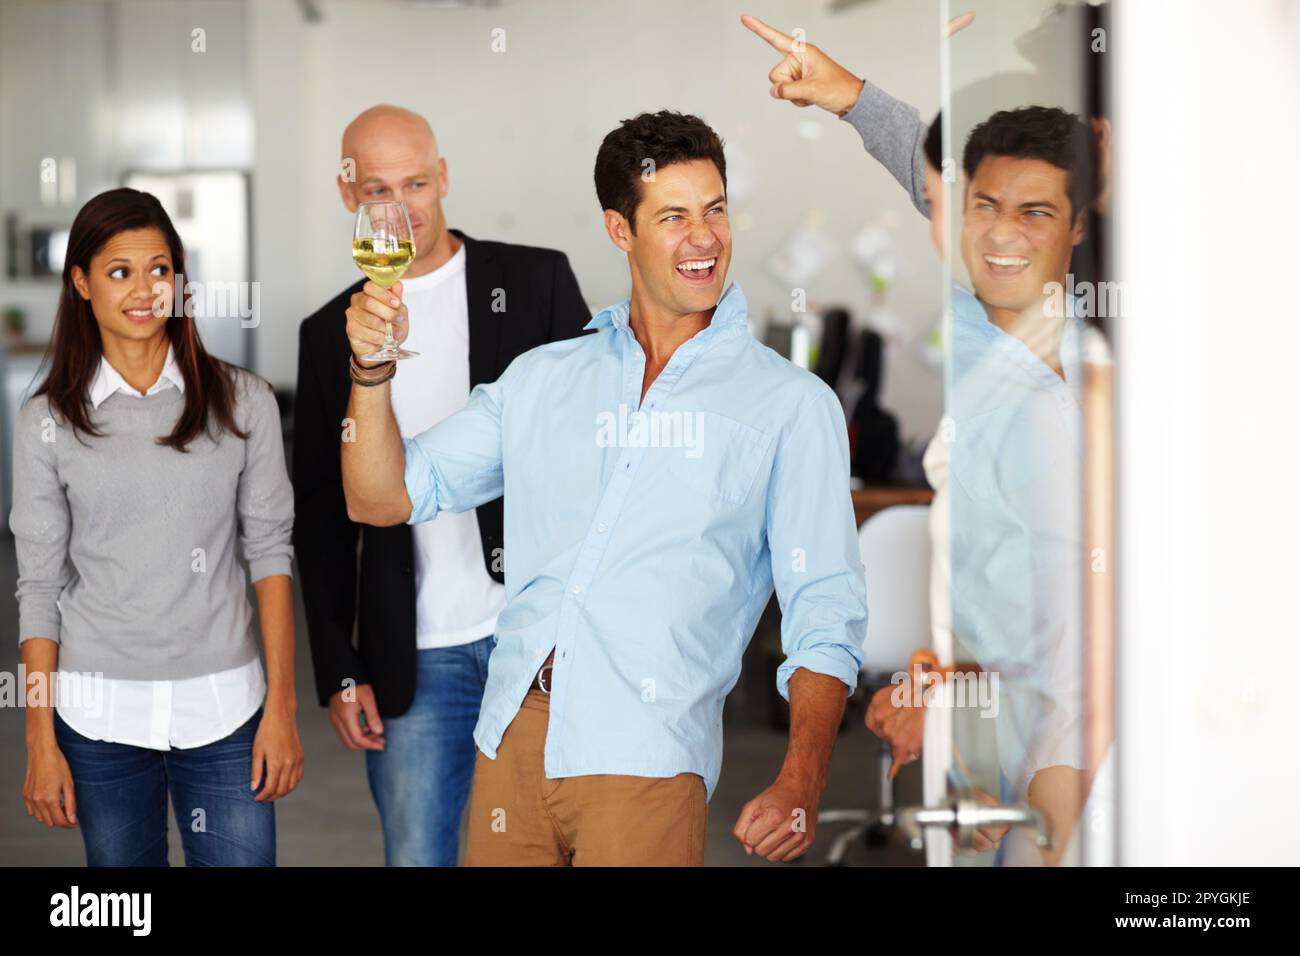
[881,799,1051,851]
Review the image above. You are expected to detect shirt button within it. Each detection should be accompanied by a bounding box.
[597,522,608,533]
[570,585,582,595]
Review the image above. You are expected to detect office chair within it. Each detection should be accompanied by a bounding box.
[819,504,932,865]
[849,328,901,482]
[814,307,851,391]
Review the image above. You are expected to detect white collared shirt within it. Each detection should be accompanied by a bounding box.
[55,346,265,750]
[388,244,507,649]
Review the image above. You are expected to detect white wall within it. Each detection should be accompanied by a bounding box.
[247,0,943,439]
[0,0,114,346]
[0,0,253,353]
[1115,0,1300,864]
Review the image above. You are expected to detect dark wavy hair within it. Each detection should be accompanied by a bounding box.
[594,110,727,234]
[33,187,249,452]
[963,106,1097,219]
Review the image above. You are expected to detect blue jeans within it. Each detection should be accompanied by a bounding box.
[365,636,494,866]
[54,707,275,866]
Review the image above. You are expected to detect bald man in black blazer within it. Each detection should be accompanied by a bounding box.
[294,105,590,866]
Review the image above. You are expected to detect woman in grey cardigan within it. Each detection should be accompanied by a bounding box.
[12,187,302,866]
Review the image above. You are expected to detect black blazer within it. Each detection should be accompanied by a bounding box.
[293,229,591,718]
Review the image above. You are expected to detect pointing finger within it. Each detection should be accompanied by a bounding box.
[741,13,795,53]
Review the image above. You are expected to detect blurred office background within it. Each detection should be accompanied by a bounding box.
[0,0,947,866]
[0,0,947,425]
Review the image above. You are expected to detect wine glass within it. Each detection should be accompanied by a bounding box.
[352,201,418,361]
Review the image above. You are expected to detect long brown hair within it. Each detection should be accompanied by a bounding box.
[34,187,247,451]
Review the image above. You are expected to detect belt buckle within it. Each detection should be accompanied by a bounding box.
[536,664,553,695]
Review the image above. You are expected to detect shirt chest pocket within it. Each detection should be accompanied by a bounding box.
[667,411,772,506]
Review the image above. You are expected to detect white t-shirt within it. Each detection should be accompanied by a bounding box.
[389,243,506,648]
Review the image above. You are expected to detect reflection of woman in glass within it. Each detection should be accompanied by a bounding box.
[15,188,302,866]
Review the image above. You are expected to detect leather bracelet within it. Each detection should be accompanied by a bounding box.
[350,359,394,385]
[352,366,395,386]
[349,353,396,386]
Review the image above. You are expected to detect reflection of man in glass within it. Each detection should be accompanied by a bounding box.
[743,14,1102,863]
[943,108,1096,866]
[913,110,1097,865]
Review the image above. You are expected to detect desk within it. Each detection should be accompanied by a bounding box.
[852,484,935,527]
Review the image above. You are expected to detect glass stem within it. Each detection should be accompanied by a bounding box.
[383,320,396,349]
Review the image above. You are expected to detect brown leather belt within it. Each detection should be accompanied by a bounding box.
[530,651,556,694]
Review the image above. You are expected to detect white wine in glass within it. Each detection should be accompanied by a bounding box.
[353,201,418,361]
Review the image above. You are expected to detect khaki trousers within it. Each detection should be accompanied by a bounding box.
[465,689,707,866]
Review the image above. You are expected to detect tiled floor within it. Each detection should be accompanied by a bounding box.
[0,532,922,868]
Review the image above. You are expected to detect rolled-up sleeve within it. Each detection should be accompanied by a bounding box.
[10,398,73,645]
[237,376,294,582]
[767,389,868,700]
[404,367,509,525]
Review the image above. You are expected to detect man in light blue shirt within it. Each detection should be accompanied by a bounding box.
[341,110,866,865]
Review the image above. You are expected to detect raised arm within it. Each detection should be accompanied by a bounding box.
[840,79,931,218]
[739,13,974,219]
[341,278,508,529]
[341,280,417,525]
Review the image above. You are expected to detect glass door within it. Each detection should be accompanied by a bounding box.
[917,0,1114,866]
